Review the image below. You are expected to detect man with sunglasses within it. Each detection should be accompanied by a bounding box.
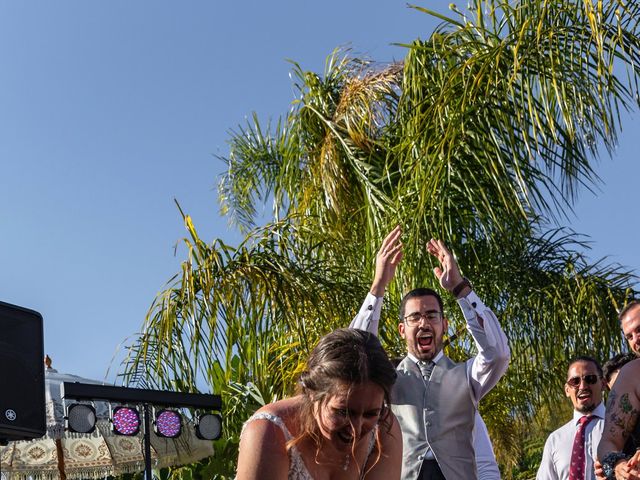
[350,227,510,479]
[537,356,605,480]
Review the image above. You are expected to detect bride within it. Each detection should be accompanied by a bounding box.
[236,328,402,479]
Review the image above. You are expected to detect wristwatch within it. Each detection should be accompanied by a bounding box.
[452,277,472,297]
[601,451,628,480]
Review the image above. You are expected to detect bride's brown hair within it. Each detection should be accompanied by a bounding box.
[289,328,397,473]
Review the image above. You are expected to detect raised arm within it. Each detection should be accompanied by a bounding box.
[426,238,470,300]
[598,359,640,480]
[350,226,403,334]
[427,239,510,400]
[370,225,403,297]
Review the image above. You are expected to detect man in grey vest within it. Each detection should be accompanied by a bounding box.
[350,227,510,479]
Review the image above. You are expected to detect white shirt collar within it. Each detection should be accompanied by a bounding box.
[407,349,444,365]
[572,402,606,422]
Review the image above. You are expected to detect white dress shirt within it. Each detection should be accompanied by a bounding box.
[536,403,605,480]
[350,290,510,401]
[474,413,502,480]
[350,289,509,479]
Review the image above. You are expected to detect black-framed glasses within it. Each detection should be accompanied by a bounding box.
[566,374,600,388]
[403,311,443,327]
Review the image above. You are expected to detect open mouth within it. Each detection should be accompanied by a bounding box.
[336,430,353,444]
[576,390,592,402]
[417,332,434,350]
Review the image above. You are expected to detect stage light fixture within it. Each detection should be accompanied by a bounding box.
[111,406,140,436]
[154,409,182,438]
[67,403,97,434]
[195,413,222,440]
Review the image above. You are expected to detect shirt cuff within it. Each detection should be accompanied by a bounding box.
[456,290,489,320]
[362,292,383,316]
[349,293,384,333]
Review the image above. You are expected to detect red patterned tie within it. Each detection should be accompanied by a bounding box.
[569,415,594,480]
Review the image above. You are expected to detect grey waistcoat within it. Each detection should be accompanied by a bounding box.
[392,355,477,480]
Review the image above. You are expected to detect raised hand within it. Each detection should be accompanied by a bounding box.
[426,239,464,293]
[370,226,403,297]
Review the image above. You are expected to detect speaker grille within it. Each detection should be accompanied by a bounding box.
[0,301,45,441]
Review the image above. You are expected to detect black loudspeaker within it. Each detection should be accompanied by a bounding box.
[0,301,46,442]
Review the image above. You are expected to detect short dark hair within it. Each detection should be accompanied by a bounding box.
[567,355,603,378]
[399,288,444,322]
[619,300,640,322]
[602,353,637,383]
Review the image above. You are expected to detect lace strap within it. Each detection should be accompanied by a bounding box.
[242,412,294,442]
[367,425,377,456]
[358,425,379,480]
[241,412,312,479]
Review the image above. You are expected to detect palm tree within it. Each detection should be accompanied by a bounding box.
[123,1,640,477]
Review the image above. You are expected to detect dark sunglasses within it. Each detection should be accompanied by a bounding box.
[566,374,600,388]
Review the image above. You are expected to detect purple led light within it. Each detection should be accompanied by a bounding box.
[112,407,140,435]
[155,410,181,438]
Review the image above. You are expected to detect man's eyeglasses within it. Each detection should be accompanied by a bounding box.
[566,374,600,388]
[403,311,443,327]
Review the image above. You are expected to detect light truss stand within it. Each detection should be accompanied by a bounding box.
[63,382,221,480]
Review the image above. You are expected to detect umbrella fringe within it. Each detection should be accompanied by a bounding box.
[1,370,214,478]
[46,425,65,439]
[0,463,153,480]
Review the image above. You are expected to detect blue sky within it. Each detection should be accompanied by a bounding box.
[1,2,637,383]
